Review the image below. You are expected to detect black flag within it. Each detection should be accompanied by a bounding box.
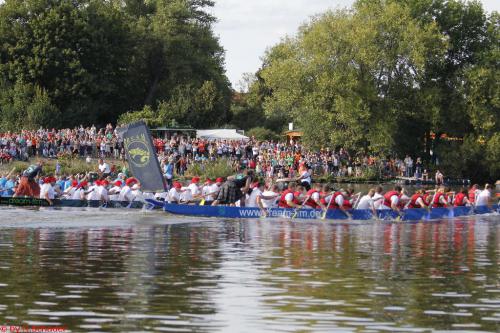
[117,121,166,192]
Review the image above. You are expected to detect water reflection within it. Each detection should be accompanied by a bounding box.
[0,213,498,332]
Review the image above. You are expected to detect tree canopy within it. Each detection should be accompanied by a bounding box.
[0,0,231,130]
[251,0,498,180]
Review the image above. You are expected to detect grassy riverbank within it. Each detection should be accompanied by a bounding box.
[1,158,391,184]
[0,158,126,176]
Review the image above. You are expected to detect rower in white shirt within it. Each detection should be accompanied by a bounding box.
[71,181,88,200]
[131,183,144,201]
[475,184,492,207]
[261,184,280,209]
[154,191,169,201]
[108,180,122,201]
[168,182,183,203]
[201,179,215,201]
[187,177,201,198]
[62,180,79,199]
[40,176,57,205]
[372,186,384,209]
[356,188,377,216]
[180,187,193,204]
[97,180,109,202]
[87,181,100,201]
[247,181,280,216]
[119,178,137,202]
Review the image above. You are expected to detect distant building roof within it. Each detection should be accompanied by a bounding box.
[152,127,195,131]
[197,129,249,141]
[284,130,303,137]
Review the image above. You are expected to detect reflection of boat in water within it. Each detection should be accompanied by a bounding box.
[146,199,498,221]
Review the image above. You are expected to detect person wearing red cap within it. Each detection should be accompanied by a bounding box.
[246,181,279,215]
[119,178,138,202]
[168,181,183,204]
[211,178,223,197]
[96,179,109,202]
[130,183,143,201]
[201,179,214,204]
[108,180,122,201]
[187,177,201,197]
[71,181,88,200]
[87,180,101,201]
[62,179,79,199]
[39,175,57,205]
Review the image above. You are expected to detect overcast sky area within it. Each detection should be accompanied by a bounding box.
[211,0,500,89]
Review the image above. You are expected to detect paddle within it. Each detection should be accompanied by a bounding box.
[394,211,405,222]
[321,193,334,220]
[6,167,16,178]
[352,192,362,209]
[291,194,310,219]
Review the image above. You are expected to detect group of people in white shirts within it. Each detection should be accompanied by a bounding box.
[40,175,145,204]
[38,171,496,216]
[158,177,224,204]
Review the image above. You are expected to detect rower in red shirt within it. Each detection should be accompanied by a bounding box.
[408,190,428,209]
[454,188,471,207]
[278,182,301,208]
[304,183,325,210]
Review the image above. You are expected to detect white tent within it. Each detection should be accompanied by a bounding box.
[196,129,249,141]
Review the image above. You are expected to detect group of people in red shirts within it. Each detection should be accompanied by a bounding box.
[274,182,495,217]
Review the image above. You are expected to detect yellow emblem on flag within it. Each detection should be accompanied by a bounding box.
[125,134,151,168]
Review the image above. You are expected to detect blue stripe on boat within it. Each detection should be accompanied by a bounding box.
[147,200,498,221]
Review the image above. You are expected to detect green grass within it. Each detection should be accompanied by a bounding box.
[185,159,236,180]
[0,157,125,176]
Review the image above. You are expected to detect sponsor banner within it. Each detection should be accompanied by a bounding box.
[117,121,166,192]
[239,208,323,219]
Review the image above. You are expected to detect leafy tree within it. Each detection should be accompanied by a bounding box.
[0,80,59,131]
[117,105,161,127]
[260,1,444,154]
[246,127,280,141]
[0,0,231,128]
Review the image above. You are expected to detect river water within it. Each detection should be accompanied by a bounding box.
[0,207,498,333]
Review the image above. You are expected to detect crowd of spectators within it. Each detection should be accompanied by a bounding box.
[0,125,427,180]
[0,124,123,163]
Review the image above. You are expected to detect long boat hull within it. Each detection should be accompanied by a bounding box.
[2,196,497,221]
[0,196,146,209]
[150,201,499,221]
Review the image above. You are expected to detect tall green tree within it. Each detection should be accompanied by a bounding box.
[0,0,134,126]
[260,1,445,154]
[0,0,231,130]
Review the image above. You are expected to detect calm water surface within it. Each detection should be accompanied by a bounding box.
[0,207,498,332]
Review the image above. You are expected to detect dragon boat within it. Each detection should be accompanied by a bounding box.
[1,196,497,221]
[146,199,499,221]
[0,196,146,209]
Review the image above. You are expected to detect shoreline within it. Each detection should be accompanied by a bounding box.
[0,158,473,187]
